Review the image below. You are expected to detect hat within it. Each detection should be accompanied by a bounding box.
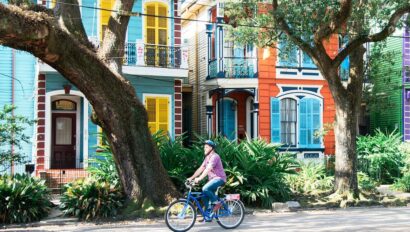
[203,140,216,148]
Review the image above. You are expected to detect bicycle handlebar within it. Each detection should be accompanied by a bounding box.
[185,180,196,189]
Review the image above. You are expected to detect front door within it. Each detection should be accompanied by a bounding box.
[51,113,76,169]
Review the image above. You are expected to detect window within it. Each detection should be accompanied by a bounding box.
[281,98,297,146]
[278,40,316,68]
[271,96,321,148]
[145,96,170,135]
[145,2,168,66]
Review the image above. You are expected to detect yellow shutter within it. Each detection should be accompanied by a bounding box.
[144,3,168,45]
[144,96,169,135]
[100,0,115,40]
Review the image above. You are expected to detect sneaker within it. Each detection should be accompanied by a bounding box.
[212,201,223,212]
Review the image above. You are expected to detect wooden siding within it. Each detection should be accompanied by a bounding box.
[369,37,403,134]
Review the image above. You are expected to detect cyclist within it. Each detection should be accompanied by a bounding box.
[187,140,226,215]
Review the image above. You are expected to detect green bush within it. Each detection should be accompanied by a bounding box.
[357,172,377,192]
[189,136,297,208]
[0,174,52,224]
[286,161,333,195]
[87,133,119,185]
[357,129,404,183]
[60,178,124,220]
[154,131,202,192]
[392,173,410,192]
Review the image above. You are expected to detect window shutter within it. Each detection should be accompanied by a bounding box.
[146,97,157,134]
[300,98,321,148]
[158,98,169,134]
[299,99,307,146]
[271,98,281,143]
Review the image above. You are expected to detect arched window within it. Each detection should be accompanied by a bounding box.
[280,98,297,146]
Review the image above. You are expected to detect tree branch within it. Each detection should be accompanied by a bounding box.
[314,0,352,42]
[98,0,135,73]
[333,4,410,69]
[271,0,317,61]
[55,0,92,48]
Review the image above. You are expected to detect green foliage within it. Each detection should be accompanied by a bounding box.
[60,178,124,221]
[62,133,124,220]
[87,133,119,186]
[392,173,410,193]
[357,129,404,183]
[190,136,297,208]
[357,172,377,192]
[153,131,202,192]
[0,105,36,172]
[0,174,52,224]
[286,161,333,195]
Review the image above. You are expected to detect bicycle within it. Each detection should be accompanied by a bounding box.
[165,180,245,232]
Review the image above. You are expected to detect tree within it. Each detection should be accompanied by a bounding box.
[0,1,179,207]
[0,105,35,173]
[225,0,410,198]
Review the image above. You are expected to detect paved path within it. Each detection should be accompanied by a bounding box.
[2,207,410,232]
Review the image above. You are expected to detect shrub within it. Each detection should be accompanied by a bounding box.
[60,178,124,220]
[154,131,202,192]
[0,174,52,224]
[392,173,410,192]
[357,172,377,192]
[87,133,119,185]
[357,129,404,183]
[189,136,297,208]
[286,161,333,195]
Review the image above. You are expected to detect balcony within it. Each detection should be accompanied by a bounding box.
[124,42,187,69]
[208,57,258,79]
[39,41,189,78]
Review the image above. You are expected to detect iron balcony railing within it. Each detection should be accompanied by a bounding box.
[209,57,258,79]
[124,42,186,69]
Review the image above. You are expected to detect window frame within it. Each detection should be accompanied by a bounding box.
[271,92,323,148]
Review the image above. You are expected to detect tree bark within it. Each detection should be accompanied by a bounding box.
[0,2,179,207]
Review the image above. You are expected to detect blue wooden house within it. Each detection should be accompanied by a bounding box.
[0,0,188,187]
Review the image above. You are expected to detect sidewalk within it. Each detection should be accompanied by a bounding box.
[377,185,410,200]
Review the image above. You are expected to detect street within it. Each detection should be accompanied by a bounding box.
[2,207,410,232]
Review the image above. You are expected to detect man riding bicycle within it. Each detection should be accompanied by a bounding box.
[187,140,226,214]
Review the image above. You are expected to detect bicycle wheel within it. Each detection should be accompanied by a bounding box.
[165,199,197,232]
[216,199,245,229]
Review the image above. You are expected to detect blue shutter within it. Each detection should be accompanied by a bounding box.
[219,99,237,140]
[271,98,281,143]
[299,98,321,148]
[302,51,316,68]
[299,99,307,146]
[278,40,298,67]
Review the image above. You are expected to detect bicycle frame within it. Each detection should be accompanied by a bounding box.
[181,185,231,220]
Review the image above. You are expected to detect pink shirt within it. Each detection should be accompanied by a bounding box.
[201,152,226,182]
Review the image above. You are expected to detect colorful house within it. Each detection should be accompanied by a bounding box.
[181,1,336,159]
[369,28,408,140]
[0,0,188,186]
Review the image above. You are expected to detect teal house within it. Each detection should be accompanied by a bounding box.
[0,0,188,187]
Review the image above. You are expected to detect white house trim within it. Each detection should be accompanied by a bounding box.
[45,90,89,169]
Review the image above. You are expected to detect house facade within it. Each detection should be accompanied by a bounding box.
[181,1,336,159]
[0,0,188,184]
[369,27,410,141]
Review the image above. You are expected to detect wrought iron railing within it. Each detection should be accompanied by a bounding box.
[209,57,257,79]
[124,42,183,68]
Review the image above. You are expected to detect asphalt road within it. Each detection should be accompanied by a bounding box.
[2,207,410,232]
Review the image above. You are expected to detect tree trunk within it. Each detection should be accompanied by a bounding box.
[0,2,179,207]
[333,98,359,197]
